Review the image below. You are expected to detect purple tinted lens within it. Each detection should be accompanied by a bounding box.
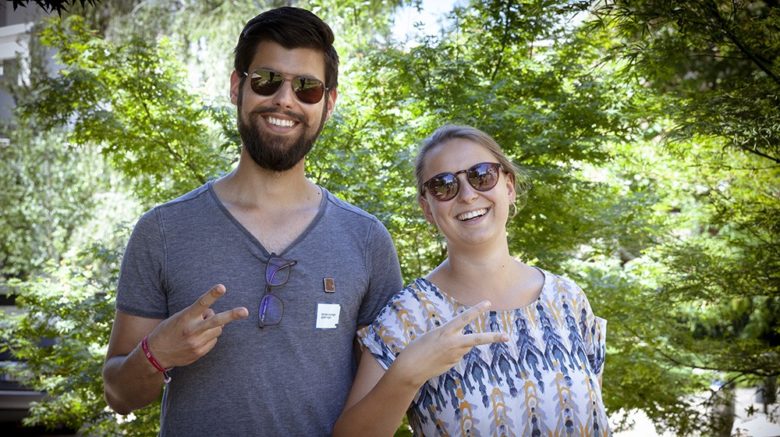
[266,257,294,286]
[258,294,283,327]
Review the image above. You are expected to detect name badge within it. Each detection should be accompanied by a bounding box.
[316,303,340,329]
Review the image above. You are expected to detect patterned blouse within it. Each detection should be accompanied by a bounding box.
[358,269,609,436]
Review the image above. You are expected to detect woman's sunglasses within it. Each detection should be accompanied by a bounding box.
[422,162,503,202]
[243,68,328,104]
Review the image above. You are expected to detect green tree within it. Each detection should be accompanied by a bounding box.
[4,0,778,435]
[0,125,106,280]
[316,0,634,276]
[9,0,100,15]
[586,0,780,433]
[0,16,122,281]
[18,16,233,206]
[2,238,162,435]
[591,0,780,163]
[1,1,413,433]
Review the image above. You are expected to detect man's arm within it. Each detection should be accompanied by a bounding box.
[103,311,165,414]
[359,222,403,324]
[102,284,249,414]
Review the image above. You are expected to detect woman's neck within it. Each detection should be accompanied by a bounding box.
[427,249,542,310]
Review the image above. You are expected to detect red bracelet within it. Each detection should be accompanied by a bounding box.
[141,335,172,383]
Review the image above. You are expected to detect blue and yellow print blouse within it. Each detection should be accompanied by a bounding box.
[358,269,609,436]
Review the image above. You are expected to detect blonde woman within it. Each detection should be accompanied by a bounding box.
[334,125,608,436]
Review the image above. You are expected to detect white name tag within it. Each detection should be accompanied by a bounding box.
[316,303,340,329]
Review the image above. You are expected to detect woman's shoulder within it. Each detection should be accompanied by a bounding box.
[536,267,574,287]
[374,278,457,327]
[537,268,588,299]
[386,278,448,305]
[536,269,603,323]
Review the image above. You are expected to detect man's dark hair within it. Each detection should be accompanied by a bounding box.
[234,6,339,90]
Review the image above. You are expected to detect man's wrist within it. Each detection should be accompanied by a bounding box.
[141,335,172,383]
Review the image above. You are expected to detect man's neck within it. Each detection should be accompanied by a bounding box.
[214,153,319,210]
[211,151,323,254]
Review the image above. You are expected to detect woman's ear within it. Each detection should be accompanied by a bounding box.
[505,172,516,204]
[418,194,435,225]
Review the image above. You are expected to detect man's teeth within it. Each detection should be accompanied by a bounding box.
[267,116,295,127]
[457,209,488,221]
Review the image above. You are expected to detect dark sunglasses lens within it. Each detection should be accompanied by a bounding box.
[292,77,325,104]
[428,174,459,201]
[258,294,283,327]
[250,70,283,96]
[468,163,500,191]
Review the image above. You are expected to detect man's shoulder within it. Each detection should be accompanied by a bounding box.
[322,187,380,224]
[137,183,213,227]
[149,183,211,214]
[159,183,211,209]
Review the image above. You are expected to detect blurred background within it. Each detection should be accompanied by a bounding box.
[0,0,777,435]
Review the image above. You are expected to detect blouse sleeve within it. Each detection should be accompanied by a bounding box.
[357,287,426,370]
[577,285,607,377]
[588,315,607,377]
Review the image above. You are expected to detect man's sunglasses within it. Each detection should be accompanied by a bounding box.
[258,255,297,328]
[243,69,328,104]
[422,162,503,202]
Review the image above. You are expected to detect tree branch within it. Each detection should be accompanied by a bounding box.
[736,143,780,164]
[135,95,208,184]
[705,0,780,87]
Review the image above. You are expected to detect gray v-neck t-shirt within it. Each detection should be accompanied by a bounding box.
[116,182,403,436]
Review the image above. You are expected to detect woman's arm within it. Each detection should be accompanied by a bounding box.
[333,301,508,436]
[333,348,419,436]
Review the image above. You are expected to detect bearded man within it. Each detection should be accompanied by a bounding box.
[102,7,402,436]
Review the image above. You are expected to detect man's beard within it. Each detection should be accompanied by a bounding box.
[237,92,327,172]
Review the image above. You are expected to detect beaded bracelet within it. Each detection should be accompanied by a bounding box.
[141,335,172,383]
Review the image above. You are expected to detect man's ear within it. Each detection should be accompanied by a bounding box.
[324,88,338,120]
[230,70,242,105]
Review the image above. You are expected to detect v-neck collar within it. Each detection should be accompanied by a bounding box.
[206,180,328,260]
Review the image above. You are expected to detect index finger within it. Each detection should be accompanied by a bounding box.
[187,284,226,316]
[200,307,249,330]
[444,300,491,333]
[464,331,510,347]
